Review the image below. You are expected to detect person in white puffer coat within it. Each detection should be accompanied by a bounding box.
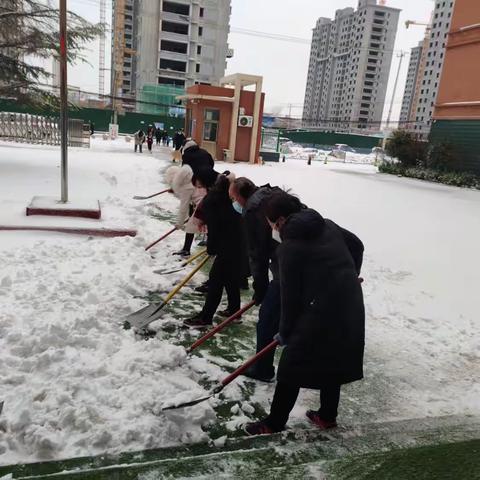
[164,164,207,256]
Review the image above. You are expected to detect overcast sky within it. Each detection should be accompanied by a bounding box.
[66,0,434,120]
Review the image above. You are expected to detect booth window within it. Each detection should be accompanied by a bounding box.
[203,109,219,141]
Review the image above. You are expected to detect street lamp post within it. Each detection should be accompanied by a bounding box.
[59,0,68,203]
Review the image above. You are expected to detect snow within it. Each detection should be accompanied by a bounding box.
[1,138,479,466]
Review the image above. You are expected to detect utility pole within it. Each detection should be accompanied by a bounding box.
[98,0,106,97]
[386,51,405,128]
[59,0,68,202]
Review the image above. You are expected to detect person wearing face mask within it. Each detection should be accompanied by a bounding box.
[244,192,365,436]
[229,177,285,382]
[184,173,245,328]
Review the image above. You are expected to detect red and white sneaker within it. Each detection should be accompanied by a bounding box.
[306,410,338,430]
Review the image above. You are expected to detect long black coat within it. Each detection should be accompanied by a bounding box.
[242,185,283,301]
[182,146,215,178]
[201,184,244,264]
[276,209,365,388]
[173,132,186,150]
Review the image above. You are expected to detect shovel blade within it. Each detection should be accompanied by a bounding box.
[162,394,212,411]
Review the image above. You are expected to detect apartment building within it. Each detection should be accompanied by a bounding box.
[303,0,400,132]
[111,0,232,111]
[399,42,423,125]
[401,0,455,138]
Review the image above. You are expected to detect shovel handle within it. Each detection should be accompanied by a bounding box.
[187,301,255,353]
[220,340,279,388]
[181,248,208,267]
[163,254,210,305]
[145,189,171,199]
[145,227,177,251]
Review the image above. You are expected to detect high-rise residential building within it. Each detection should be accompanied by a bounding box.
[302,0,400,133]
[399,42,423,125]
[401,0,455,138]
[111,0,232,113]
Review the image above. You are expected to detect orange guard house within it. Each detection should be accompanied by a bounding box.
[179,73,264,163]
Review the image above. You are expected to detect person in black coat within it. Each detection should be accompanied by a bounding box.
[229,177,284,382]
[173,130,186,150]
[245,192,365,436]
[182,140,215,178]
[184,174,245,328]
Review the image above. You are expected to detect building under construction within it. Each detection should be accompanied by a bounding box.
[110,0,232,115]
[399,1,455,139]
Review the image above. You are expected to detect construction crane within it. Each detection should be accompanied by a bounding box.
[405,20,431,30]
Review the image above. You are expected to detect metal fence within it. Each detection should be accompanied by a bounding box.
[0,112,90,148]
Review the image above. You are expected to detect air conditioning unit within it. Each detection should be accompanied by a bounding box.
[238,115,253,128]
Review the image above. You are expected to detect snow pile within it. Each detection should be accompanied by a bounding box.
[0,140,216,464]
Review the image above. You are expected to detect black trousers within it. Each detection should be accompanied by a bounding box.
[182,233,194,252]
[134,144,142,153]
[254,280,281,378]
[181,205,195,252]
[201,255,240,323]
[265,382,341,431]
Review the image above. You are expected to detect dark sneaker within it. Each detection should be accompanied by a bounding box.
[194,283,209,294]
[197,240,207,247]
[241,367,275,383]
[183,314,212,328]
[244,421,276,436]
[306,410,337,430]
[172,249,190,257]
[216,309,242,324]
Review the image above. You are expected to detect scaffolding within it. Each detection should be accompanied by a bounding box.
[138,84,185,116]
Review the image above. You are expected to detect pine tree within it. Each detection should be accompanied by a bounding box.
[0,0,103,107]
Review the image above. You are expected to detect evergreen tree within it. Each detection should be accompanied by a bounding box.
[0,0,103,107]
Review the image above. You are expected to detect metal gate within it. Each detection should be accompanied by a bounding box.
[0,112,90,148]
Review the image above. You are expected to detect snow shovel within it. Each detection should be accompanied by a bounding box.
[124,254,211,331]
[145,227,177,251]
[133,189,170,200]
[162,340,279,411]
[154,248,208,275]
[187,301,256,354]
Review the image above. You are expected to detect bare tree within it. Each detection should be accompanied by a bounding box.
[0,0,103,107]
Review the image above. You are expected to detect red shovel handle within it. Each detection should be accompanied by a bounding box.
[187,301,255,354]
[145,227,177,251]
[146,189,170,199]
[220,340,279,388]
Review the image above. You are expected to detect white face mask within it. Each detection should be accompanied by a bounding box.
[272,229,282,243]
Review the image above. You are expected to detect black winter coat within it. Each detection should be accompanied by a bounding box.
[242,185,283,301]
[173,132,186,150]
[276,209,365,388]
[201,187,244,263]
[182,146,215,179]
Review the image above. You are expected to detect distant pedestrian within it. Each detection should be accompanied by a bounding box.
[134,129,145,153]
[172,129,186,162]
[146,126,154,152]
[155,128,162,145]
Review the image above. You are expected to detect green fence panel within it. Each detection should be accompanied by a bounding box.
[0,100,185,135]
[429,120,480,174]
[280,129,382,150]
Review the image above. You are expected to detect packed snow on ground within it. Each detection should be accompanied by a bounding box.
[0,138,479,466]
